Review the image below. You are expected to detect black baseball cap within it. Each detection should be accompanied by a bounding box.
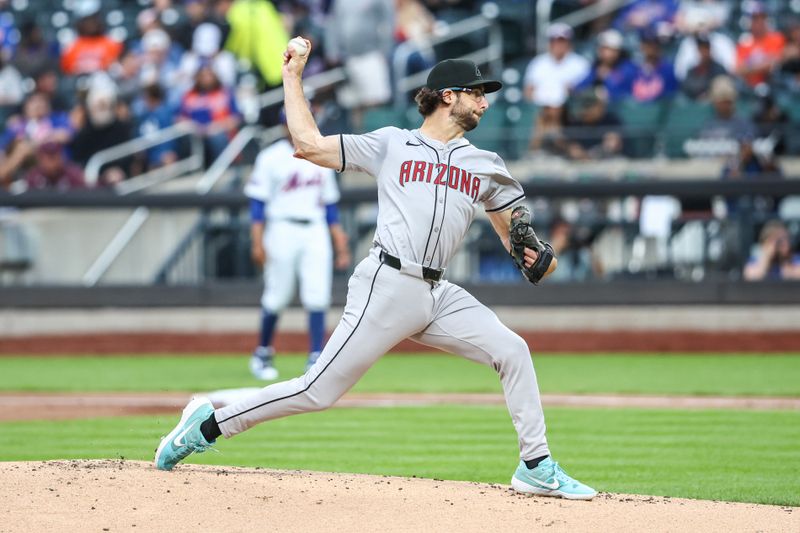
[425,59,502,94]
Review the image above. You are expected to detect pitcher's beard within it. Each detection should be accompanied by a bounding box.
[450,100,480,131]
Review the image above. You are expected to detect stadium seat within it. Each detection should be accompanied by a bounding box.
[465,101,507,154]
[360,106,407,134]
[662,99,714,158]
[505,102,538,159]
[614,99,669,158]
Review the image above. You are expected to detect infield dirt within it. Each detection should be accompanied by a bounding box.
[0,460,795,533]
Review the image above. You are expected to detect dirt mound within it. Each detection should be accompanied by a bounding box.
[1,460,795,532]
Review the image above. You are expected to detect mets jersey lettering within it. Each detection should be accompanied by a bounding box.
[245,139,340,223]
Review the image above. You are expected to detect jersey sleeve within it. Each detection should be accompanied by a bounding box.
[320,169,341,205]
[339,126,395,176]
[244,150,272,202]
[483,154,525,212]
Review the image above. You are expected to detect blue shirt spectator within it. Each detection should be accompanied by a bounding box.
[613,0,678,33]
[630,31,678,102]
[132,84,178,168]
[575,30,637,102]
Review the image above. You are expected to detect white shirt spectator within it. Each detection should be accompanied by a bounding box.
[0,62,24,107]
[674,31,736,79]
[177,23,238,90]
[524,51,590,106]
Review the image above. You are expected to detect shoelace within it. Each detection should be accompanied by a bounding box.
[550,462,578,487]
[188,440,219,455]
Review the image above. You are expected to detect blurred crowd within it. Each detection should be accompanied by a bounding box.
[519,0,800,282]
[0,0,798,282]
[524,0,800,176]
[0,0,463,192]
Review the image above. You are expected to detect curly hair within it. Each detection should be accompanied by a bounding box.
[415,87,445,117]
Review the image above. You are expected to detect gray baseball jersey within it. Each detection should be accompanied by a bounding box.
[340,127,524,271]
[215,127,549,461]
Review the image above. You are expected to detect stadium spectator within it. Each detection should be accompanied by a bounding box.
[279,0,329,77]
[545,217,595,282]
[132,83,178,170]
[22,142,87,191]
[178,62,242,162]
[565,88,623,160]
[698,76,756,146]
[0,53,24,114]
[177,23,238,92]
[138,29,182,101]
[681,33,727,100]
[110,50,144,105]
[524,23,589,107]
[0,10,15,61]
[695,77,780,188]
[673,9,735,80]
[575,29,636,102]
[172,0,211,52]
[225,0,287,89]
[325,0,394,127]
[61,2,124,76]
[207,0,234,44]
[395,0,437,76]
[778,18,800,91]
[529,84,569,156]
[0,92,73,186]
[735,2,785,88]
[144,0,190,50]
[630,29,679,102]
[675,0,730,34]
[32,69,72,112]
[752,89,789,155]
[613,0,678,34]
[131,8,185,67]
[10,19,60,78]
[70,77,133,185]
[744,220,800,281]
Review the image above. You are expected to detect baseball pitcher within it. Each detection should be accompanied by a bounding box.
[155,38,596,500]
[245,121,351,380]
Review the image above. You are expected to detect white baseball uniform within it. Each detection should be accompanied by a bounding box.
[245,138,341,312]
[218,127,550,461]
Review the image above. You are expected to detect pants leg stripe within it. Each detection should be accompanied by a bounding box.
[217,263,384,424]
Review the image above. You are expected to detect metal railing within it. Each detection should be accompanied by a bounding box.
[257,67,348,110]
[84,122,204,189]
[535,0,638,53]
[392,13,504,109]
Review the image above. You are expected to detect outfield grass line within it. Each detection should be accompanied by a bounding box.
[1,391,798,423]
[1,354,799,396]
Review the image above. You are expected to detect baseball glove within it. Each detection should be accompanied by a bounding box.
[509,205,556,285]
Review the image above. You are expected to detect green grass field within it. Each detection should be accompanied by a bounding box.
[1,406,798,505]
[1,353,799,506]
[1,353,800,396]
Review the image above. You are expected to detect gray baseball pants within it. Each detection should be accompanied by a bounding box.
[215,247,550,460]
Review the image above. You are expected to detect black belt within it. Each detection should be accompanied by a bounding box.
[380,250,443,282]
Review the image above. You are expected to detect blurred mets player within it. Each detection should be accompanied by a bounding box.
[245,118,351,380]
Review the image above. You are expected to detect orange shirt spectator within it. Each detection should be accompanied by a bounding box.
[61,36,123,75]
[735,4,785,86]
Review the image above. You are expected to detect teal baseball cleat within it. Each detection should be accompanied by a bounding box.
[511,458,597,500]
[154,397,216,471]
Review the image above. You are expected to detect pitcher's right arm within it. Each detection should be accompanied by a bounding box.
[282,38,343,170]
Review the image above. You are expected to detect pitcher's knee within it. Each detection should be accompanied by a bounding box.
[492,334,531,370]
[305,391,339,411]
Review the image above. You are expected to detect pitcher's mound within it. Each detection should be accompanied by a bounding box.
[1,460,795,532]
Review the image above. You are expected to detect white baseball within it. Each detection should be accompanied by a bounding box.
[288,37,309,57]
